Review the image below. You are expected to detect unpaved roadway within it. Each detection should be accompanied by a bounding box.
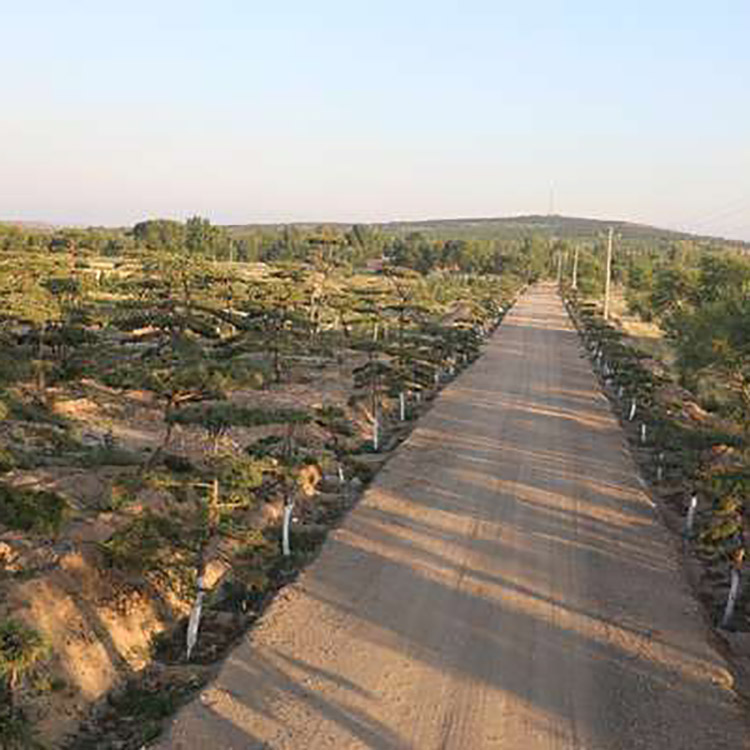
[157,284,748,749]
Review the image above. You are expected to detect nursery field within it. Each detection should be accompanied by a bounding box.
[0,234,521,748]
[3,219,750,748]
[156,284,748,750]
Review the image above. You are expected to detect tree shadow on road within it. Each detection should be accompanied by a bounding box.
[157,290,747,749]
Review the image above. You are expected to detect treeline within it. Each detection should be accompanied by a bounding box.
[0,223,129,256]
[1,217,561,277]
[126,218,546,274]
[623,250,750,418]
[0,218,239,260]
[565,239,750,422]
[387,233,540,275]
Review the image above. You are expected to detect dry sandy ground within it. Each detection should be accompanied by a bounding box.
[154,284,749,749]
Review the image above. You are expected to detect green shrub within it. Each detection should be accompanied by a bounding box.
[99,513,197,598]
[0,485,67,534]
[0,619,48,689]
[99,513,189,574]
[79,445,142,468]
[0,448,16,473]
[246,435,283,458]
[0,706,42,749]
[0,618,49,748]
[220,359,267,390]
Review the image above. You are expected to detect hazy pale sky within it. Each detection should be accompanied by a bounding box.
[2,1,749,238]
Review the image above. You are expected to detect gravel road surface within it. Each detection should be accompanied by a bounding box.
[156,284,749,749]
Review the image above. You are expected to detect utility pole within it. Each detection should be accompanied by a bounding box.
[603,227,614,320]
[556,248,563,286]
[571,245,579,290]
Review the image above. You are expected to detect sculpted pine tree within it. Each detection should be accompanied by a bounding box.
[112,254,226,467]
[0,258,68,399]
[240,272,309,383]
[167,403,309,658]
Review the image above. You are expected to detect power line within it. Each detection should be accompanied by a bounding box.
[679,196,750,233]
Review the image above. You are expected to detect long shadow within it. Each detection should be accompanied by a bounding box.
[198,529,740,748]
[157,287,748,749]
[345,505,681,647]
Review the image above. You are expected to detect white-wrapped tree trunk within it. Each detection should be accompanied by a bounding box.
[186,478,219,660]
[685,495,698,536]
[722,568,742,628]
[186,576,205,661]
[372,413,380,452]
[282,498,294,557]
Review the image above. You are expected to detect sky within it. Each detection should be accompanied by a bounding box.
[1,1,749,239]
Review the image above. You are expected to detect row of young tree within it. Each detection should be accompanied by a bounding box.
[0,244,523,547]
[0,232,527,744]
[559,235,750,427]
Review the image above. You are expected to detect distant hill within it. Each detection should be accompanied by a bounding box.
[0,220,59,232]
[226,214,749,250]
[378,215,693,242]
[4,214,747,250]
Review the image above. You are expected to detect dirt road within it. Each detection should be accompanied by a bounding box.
[156,284,748,749]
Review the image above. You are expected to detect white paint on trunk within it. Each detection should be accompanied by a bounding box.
[685,495,698,537]
[640,423,647,444]
[282,500,294,557]
[399,392,406,421]
[338,465,345,484]
[629,399,637,421]
[722,568,742,628]
[186,576,205,660]
[373,415,380,452]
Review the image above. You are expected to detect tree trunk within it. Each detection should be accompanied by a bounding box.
[143,404,175,471]
[37,322,46,396]
[187,479,219,660]
[282,496,294,557]
[273,344,282,383]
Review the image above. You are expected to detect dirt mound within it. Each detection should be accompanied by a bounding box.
[6,548,166,742]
